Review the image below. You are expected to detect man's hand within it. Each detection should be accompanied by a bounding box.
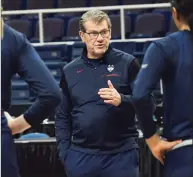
[4,112,31,135]
[146,134,182,165]
[98,80,121,107]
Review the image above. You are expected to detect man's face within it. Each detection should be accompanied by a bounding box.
[79,19,111,58]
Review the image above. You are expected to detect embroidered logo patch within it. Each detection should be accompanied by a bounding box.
[107,65,114,72]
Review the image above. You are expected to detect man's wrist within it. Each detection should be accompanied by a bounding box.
[118,93,126,107]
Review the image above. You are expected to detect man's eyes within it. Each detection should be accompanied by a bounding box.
[91,32,98,35]
[90,31,107,35]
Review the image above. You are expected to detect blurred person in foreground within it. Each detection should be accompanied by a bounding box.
[1,14,62,177]
[132,0,193,177]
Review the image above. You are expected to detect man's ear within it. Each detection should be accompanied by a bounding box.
[1,19,4,39]
[79,31,85,43]
[109,28,112,40]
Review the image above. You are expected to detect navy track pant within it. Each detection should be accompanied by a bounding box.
[63,148,139,177]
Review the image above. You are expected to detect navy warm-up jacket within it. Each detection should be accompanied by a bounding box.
[56,46,140,160]
[132,30,193,141]
[1,24,62,129]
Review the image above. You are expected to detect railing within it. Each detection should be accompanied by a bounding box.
[2,3,171,46]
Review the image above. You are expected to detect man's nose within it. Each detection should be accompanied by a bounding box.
[97,33,104,41]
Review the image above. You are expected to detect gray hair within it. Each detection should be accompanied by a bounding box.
[79,10,112,32]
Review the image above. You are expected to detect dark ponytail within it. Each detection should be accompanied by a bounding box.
[171,0,193,34]
[188,14,193,35]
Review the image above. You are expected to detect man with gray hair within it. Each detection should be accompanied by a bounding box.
[56,10,140,177]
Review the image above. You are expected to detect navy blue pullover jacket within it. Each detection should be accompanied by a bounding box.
[1,24,62,128]
[132,30,193,141]
[56,46,139,159]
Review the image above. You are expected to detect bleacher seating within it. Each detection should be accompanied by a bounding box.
[90,0,119,7]
[58,0,87,8]
[26,0,56,9]
[71,42,85,60]
[64,17,81,41]
[31,17,65,42]
[3,0,162,10]
[111,41,135,54]
[122,0,154,4]
[3,0,169,103]
[34,45,70,61]
[45,61,64,80]
[152,8,171,32]
[3,0,176,40]
[130,13,165,38]
[3,0,24,10]
[6,19,33,39]
[9,40,163,103]
[5,11,175,40]
[5,11,176,40]
[110,14,132,39]
[11,80,30,101]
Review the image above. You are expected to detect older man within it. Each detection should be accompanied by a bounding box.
[56,10,140,177]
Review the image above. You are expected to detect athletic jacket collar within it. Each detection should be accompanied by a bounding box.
[81,45,116,65]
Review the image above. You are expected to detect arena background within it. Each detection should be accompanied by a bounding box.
[2,0,173,177]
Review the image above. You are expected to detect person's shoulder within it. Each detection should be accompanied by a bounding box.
[111,47,135,62]
[4,24,25,41]
[62,57,83,73]
[153,32,181,49]
[144,33,182,60]
[146,33,180,58]
[4,24,28,50]
[167,31,184,39]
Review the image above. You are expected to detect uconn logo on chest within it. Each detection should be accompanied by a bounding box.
[107,65,114,72]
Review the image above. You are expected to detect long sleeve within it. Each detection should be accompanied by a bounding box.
[132,43,165,139]
[119,58,140,106]
[55,72,72,163]
[16,35,62,126]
